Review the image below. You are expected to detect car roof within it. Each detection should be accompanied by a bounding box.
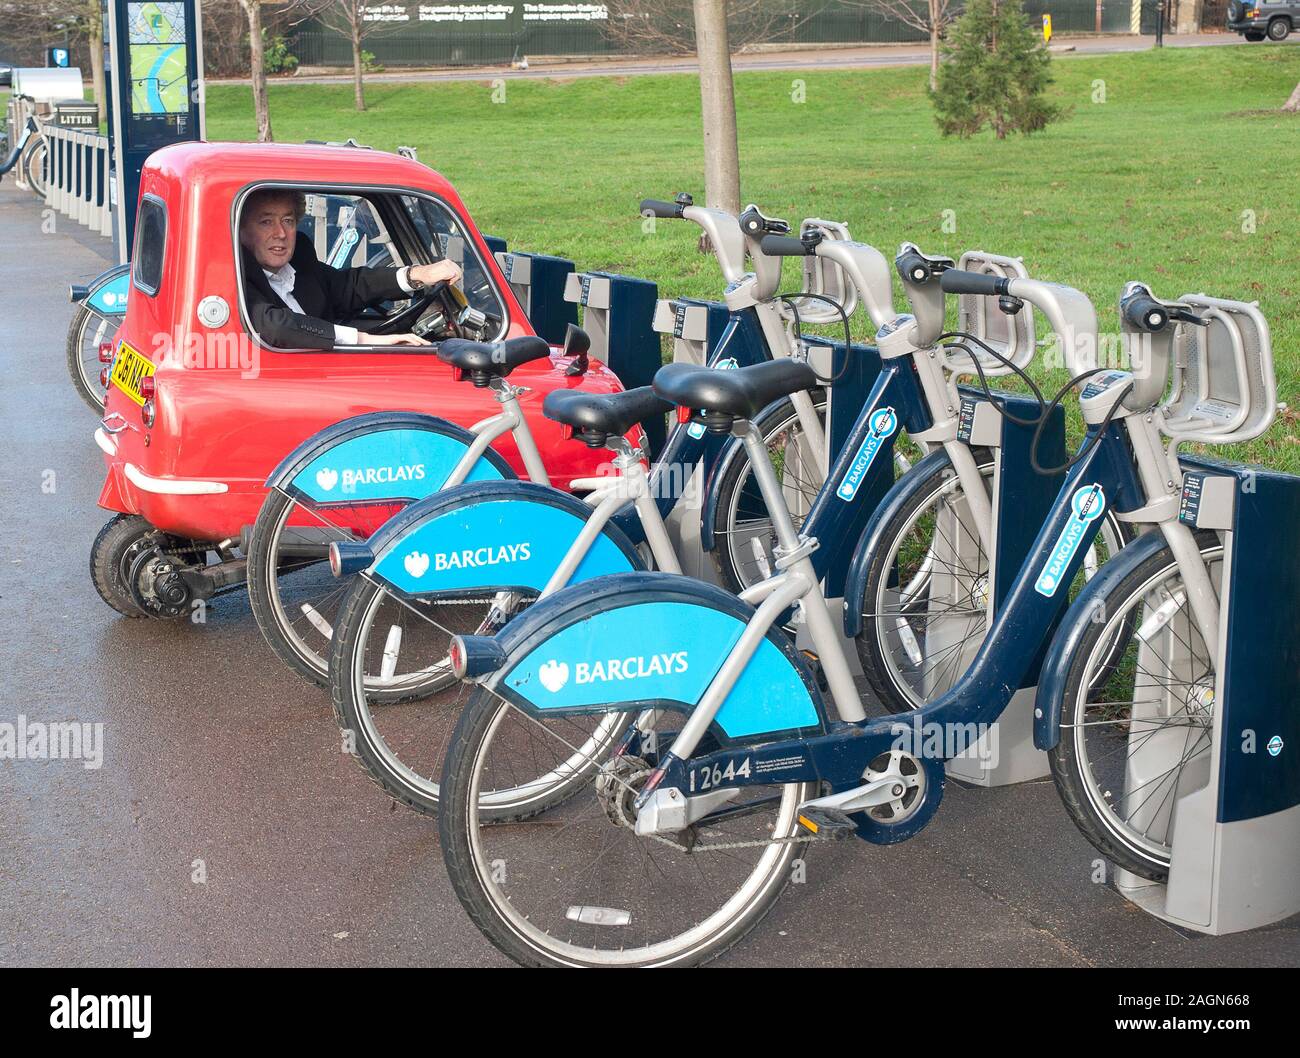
[144,140,460,200]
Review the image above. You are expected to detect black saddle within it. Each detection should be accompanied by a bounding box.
[543,386,672,448]
[653,360,817,428]
[439,335,551,386]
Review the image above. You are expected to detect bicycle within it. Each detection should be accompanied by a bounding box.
[325,240,1085,818]
[435,268,1276,966]
[246,196,821,693]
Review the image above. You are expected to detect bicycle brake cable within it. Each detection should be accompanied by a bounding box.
[775,291,853,386]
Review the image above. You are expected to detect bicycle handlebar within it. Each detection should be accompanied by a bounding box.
[1121,293,1169,332]
[939,269,1011,297]
[759,234,814,257]
[895,249,933,285]
[639,198,684,219]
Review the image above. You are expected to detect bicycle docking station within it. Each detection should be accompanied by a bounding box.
[909,251,1063,788]
[1114,460,1300,934]
[494,250,578,345]
[652,297,768,585]
[1089,294,1297,935]
[564,270,664,454]
[945,389,1066,787]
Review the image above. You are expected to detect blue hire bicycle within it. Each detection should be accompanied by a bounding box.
[435,269,1279,967]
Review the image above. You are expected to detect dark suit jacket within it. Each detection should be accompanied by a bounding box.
[242,232,407,349]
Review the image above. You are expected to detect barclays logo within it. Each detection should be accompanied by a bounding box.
[342,463,426,490]
[536,651,690,693]
[1035,484,1106,597]
[314,463,427,493]
[837,406,898,502]
[401,543,532,579]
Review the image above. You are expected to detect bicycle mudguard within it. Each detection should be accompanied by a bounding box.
[76,265,131,315]
[266,411,513,508]
[356,481,644,601]
[1031,529,1173,752]
[841,446,954,637]
[460,572,828,745]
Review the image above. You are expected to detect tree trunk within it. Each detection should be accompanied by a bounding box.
[243,0,274,142]
[352,20,366,112]
[1285,80,1300,112]
[928,7,940,93]
[89,5,106,125]
[692,0,741,215]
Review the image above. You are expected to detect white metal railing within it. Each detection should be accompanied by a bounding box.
[41,121,113,238]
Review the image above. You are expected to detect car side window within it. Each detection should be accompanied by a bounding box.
[402,196,501,319]
[132,195,167,296]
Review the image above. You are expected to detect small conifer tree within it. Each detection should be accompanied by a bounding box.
[932,0,1066,139]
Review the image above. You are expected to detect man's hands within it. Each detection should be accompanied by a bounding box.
[357,332,426,346]
[408,260,463,288]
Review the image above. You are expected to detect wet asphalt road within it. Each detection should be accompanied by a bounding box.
[1,181,1296,968]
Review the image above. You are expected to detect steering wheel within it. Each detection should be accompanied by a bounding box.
[368,280,450,336]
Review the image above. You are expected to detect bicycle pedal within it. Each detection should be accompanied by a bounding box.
[800,650,829,691]
[796,805,856,839]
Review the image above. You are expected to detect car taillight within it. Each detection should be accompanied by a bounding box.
[139,376,155,400]
[98,341,115,363]
[141,399,156,428]
[99,366,111,388]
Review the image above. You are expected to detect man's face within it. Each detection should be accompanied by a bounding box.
[240,197,298,270]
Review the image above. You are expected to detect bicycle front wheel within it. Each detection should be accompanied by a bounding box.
[440,689,814,967]
[1048,537,1223,881]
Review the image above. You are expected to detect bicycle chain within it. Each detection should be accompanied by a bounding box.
[644,830,827,854]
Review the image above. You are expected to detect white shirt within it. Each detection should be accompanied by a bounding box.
[263,262,417,346]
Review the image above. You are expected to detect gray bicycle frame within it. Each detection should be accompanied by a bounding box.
[647,277,1225,767]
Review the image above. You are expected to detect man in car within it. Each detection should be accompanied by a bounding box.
[239,188,462,349]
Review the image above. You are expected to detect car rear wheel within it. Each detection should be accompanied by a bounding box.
[1244,30,1266,40]
[1267,18,1291,39]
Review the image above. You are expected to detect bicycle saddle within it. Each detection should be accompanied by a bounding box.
[438,335,551,386]
[653,360,817,421]
[543,386,672,448]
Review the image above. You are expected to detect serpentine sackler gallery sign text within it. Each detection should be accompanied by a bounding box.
[362,3,609,22]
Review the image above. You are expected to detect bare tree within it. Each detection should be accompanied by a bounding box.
[603,0,810,57]
[842,0,953,90]
[0,0,106,118]
[693,0,740,215]
[313,0,371,112]
[236,0,275,140]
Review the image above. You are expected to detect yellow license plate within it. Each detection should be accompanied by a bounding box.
[109,342,155,406]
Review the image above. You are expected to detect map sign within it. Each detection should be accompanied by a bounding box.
[128,3,190,116]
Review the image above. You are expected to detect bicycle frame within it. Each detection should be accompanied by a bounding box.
[632,382,1226,840]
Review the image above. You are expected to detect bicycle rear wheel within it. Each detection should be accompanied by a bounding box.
[440,689,814,967]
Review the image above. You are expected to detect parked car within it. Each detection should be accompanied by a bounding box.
[92,140,625,617]
[1227,0,1295,39]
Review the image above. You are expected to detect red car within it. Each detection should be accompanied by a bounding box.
[92,141,624,627]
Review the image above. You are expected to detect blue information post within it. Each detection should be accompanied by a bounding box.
[105,0,205,262]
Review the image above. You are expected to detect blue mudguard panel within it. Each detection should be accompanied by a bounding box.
[486,573,827,744]
[86,267,131,315]
[368,484,642,598]
[267,412,513,506]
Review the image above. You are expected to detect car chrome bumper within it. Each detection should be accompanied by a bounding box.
[123,462,229,496]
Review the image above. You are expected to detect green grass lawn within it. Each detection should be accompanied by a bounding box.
[204,45,1300,468]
